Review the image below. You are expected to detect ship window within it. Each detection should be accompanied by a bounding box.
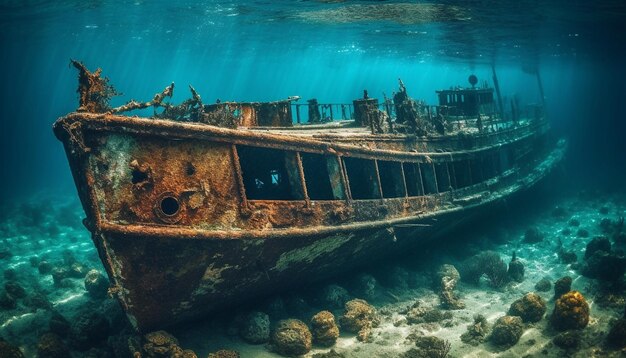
[301,153,343,200]
[499,148,512,172]
[378,160,406,198]
[470,159,483,184]
[420,163,438,194]
[482,153,497,179]
[237,145,303,200]
[435,163,452,192]
[453,161,472,188]
[343,157,380,200]
[402,162,423,197]
[160,196,180,216]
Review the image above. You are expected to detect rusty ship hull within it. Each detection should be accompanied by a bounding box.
[54,110,565,331]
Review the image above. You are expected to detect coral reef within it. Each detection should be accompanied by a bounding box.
[508,292,547,323]
[310,311,339,347]
[551,291,590,331]
[554,276,572,299]
[435,264,464,309]
[507,252,524,283]
[490,315,524,347]
[270,319,312,356]
[239,311,270,344]
[460,314,490,346]
[340,299,380,342]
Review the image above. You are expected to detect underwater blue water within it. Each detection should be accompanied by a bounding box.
[0,0,625,199]
[1,1,626,357]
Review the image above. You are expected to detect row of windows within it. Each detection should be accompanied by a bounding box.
[236,145,514,201]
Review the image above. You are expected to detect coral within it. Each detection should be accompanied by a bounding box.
[37,333,70,358]
[0,338,24,358]
[507,252,524,283]
[551,291,590,331]
[585,236,611,259]
[311,311,339,347]
[523,227,543,243]
[70,311,111,350]
[84,269,109,299]
[435,264,464,309]
[490,315,524,347]
[553,330,581,350]
[208,350,240,358]
[340,299,380,342]
[508,292,547,323]
[239,311,270,344]
[318,284,351,309]
[401,336,451,358]
[534,278,552,292]
[271,319,312,356]
[554,276,572,299]
[460,314,490,346]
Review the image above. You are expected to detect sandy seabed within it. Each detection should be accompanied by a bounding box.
[1,189,625,357]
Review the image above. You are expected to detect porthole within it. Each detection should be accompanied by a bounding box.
[154,192,182,224]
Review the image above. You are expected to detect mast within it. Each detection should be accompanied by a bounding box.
[491,64,505,120]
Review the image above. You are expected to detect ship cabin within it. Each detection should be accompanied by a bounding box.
[435,87,497,120]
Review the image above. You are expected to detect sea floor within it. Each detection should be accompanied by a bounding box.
[1,188,625,357]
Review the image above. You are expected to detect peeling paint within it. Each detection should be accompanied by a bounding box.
[274,233,355,272]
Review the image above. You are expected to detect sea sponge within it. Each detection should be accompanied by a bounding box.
[584,236,611,259]
[208,350,240,358]
[551,291,590,331]
[435,264,464,309]
[554,276,572,299]
[402,336,451,358]
[534,277,552,292]
[310,311,339,346]
[490,315,524,347]
[460,314,490,346]
[271,319,312,356]
[508,292,547,323]
[340,299,380,342]
[507,252,525,283]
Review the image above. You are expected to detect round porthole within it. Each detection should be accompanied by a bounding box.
[154,192,182,224]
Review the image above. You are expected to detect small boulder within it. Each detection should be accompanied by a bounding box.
[585,237,611,259]
[37,332,70,358]
[523,227,543,243]
[354,274,378,300]
[49,310,71,337]
[340,299,380,342]
[490,315,524,347]
[51,267,69,286]
[460,314,490,346]
[581,250,626,282]
[271,319,312,357]
[0,338,24,358]
[534,278,552,292]
[606,308,626,349]
[84,270,109,299]
[435,264,464,309]
[4,281,26,299]
[310,311,339,347]
[508,292,546,323]
[208,350,240,358]
[507,252,524,283]
[0,290,17,310]
[143,330,186,358]
[551,291,590,331]
[38,261,52,275]
[553,330,581,351]
[24,292,53,311]
[70,311,111,350]
[239,311,270,344]
[318,284,351,309]
[69,262,88,278]
[576,229,589,238]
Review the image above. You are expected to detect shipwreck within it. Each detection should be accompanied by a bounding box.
[53,61,566,331]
